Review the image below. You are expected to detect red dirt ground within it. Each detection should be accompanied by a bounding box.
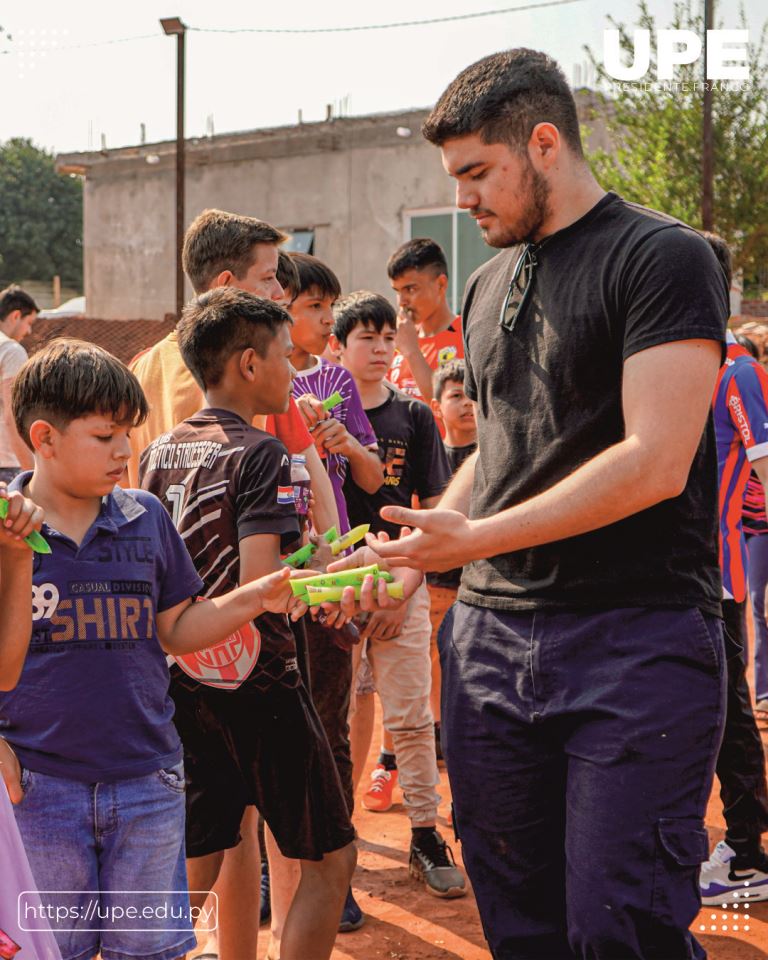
[249,623,768,960]
[256,705,768,959]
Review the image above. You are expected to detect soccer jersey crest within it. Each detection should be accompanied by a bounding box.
[173,619,261,690]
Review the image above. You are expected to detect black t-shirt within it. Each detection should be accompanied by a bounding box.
[343,386,451,540]
[460,193,728,615]
[428,441,478,589]
[139,408,301,692]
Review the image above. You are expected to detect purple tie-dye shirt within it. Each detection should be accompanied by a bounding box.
[292,357,377,534]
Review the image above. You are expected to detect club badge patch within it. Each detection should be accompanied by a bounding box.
[173,619,261,690]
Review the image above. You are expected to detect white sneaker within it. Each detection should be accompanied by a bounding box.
[700,840,768,905]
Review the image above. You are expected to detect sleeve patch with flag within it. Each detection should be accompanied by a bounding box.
[277,485,295,504]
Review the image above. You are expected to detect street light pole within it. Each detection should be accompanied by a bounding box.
[160,17,187,318]
[702,0,714,231]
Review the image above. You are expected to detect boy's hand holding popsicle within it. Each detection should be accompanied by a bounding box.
[0,486,47,554]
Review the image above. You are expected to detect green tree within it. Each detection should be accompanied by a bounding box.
[584,2,768,284]
[0,138,83,288]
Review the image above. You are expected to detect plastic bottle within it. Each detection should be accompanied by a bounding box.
[290,454,311,516]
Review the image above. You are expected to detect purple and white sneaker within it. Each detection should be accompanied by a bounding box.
[700,840,768,905]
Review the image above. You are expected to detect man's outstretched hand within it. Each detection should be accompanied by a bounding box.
[365,506,479,572]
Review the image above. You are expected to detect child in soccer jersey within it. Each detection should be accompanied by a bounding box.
[0,338,300,960]
[332,291,466,899]
[139,289,356,960]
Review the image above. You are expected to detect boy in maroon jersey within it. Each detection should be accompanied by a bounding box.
[139,288,355,960]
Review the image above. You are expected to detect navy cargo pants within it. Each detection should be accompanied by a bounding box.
[440,603,726,960]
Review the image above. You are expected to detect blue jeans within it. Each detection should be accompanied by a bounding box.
[440,603,726,960]
[746,533,768,702]
[13,761,197,960]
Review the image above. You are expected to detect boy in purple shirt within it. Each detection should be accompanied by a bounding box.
[284,252,383,932]
[0,339,302,960]
[287,252,382,532]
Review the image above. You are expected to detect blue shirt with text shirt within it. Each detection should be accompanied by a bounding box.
[0,476,203,782]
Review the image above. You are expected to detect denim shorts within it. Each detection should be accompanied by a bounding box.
[13,761,197,960]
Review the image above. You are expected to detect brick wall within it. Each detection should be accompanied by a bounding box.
[22,318,175,365]
[741,300,768,318]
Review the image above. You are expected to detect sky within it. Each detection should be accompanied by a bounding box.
[0,0,764,155]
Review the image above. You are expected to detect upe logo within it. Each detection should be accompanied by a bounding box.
[604,29,749,81]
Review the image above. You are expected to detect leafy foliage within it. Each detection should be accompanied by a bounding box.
[0,138,83,287]
[584,1,768,281]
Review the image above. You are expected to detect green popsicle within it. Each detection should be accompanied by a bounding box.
[305,581,405,606]
[0,498,51,554]
[282,525,340,569]
[321,391,344,412]
[290,563,392,594]
[289,563,393,598]
[329,523,370,556]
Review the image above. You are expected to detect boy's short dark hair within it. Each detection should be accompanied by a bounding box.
[701,231,733,289]
[736,334,760,360]
[178,287,291,390]
[332,291,397,347]
[277,251,300,302]
[13,339,148,449]
[0,285,39,322]
[182,209,288,294]
[433,359,466,403]
[422,48,583,157]
[288,252,341,302]
[387,239,448,281]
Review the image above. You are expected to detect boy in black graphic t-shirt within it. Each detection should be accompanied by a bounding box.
[139,289,355,960]
[333,291,466,899]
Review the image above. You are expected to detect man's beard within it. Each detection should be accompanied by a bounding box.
[480,161,552,249]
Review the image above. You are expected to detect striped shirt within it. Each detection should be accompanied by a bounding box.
[713,334,768,600]
[139,409,300,691]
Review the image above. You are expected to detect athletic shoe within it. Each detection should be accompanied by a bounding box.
[409,829,467,898]
[362,765,398,812]
[338,887,365,933]
[260,859,271,925]
[700,840,768,904]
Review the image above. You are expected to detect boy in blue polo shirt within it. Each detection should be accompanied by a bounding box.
[0,338,302,960]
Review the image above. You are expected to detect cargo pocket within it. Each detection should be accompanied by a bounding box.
[652,818,709,925]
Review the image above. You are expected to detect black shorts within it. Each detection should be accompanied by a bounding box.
[170,672,356,861]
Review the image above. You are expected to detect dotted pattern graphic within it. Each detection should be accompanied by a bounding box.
[698,885,753,933]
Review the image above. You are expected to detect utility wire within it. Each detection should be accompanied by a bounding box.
[0,0,582,57]
[0,33,161,55]
[189,0,582,35]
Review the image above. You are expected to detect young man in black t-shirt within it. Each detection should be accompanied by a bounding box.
[332,291,466,899]
[139,288,355,960]
[371,50,729,960]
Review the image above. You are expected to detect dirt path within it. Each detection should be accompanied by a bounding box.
[248,642,768,959]
[324,721,768,960]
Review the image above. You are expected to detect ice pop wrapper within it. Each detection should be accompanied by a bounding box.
[321,391,344,412]
[283,526,340,569]
[290,562,382,597]
[289,563,394,597]
[329,523,370,556]
[305,581,405,606]
[0,498,51,554]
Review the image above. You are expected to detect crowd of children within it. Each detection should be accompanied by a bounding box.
[0,212,477,960]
